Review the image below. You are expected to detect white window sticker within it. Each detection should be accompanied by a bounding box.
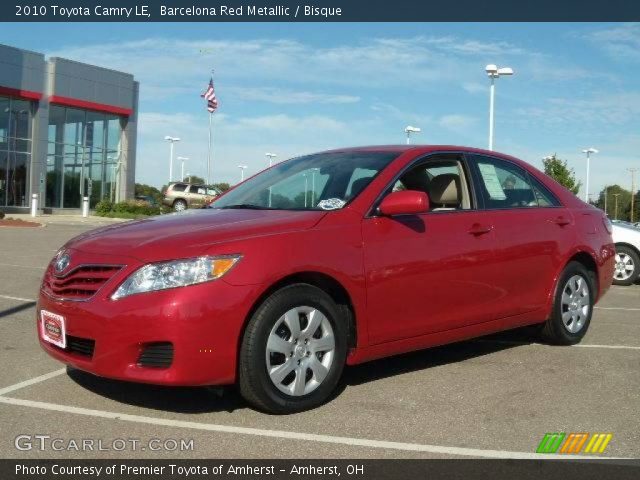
[478,163,507,200]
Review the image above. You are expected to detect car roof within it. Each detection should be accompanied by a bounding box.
[323,144,522,159]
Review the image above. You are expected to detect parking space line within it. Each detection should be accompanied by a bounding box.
[0,395,616,459]
[595,307,640,311]
[0,294,36,303]
[476,339,640,351]
[0,262,44,271]
[0,369,66,396]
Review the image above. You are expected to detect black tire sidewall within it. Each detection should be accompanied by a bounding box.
[239,284,348,413]
[613,245,640,286]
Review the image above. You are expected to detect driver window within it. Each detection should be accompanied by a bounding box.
[392,158,471,211]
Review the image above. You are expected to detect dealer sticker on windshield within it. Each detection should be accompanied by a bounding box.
[40,310,66,349]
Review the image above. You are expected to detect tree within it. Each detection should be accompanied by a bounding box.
[211,182,231,193]
[542,154,581,195]
[595,184,632,220]
[183,175,206,185]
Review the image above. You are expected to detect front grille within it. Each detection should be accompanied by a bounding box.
[138,342,174,368]
[65,335,95,358]
[42,265,122,301]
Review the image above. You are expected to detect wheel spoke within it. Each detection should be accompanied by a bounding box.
[283,310,301,338]
[311,333,335,352]
[309,357,329,383]
[291,366,306,395]
[561,291,571,306]
[304,309,324,336]
[269,359,295,384]
[267,334,291,354]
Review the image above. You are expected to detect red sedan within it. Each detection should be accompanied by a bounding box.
[38,146,615,413]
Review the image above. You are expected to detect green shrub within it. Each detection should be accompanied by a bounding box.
[94,199,161,218]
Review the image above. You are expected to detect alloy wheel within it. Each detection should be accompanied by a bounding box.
[560,274,590,334]
[614,252,635,281]
[265,306,336,396]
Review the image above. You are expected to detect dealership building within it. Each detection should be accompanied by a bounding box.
[0,43,138,212]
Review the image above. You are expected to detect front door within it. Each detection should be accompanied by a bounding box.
[362,155,503,345]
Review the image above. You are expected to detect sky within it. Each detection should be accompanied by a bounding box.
[1,22,639,196]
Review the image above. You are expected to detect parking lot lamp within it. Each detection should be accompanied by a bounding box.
[486,64,514,150]
[164,136,181,182]
[238,165,248,182]
[404,126,421,144]
[177,157,189,182]
[265,152,277,167]
[581,148,598,203]
[612,193,621,220]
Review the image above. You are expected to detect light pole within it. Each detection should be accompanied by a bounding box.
[604,185,609,215]
[629,168,638,223]
[164,136,180,182]
[581,148,598,203]
[612,193,621,220]
[404,126,421,144]
[177,156,189,182]
[302,173,308,208]
[237,165,248,182]
[265,152,277,167]
[485,64,514,151]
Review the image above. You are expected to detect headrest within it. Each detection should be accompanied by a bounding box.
[429,174,460,206]
[349,177,372,198]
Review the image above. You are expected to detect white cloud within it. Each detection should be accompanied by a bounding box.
[438,114,477,131]
[587,23,640,62]
[225,87,359,104]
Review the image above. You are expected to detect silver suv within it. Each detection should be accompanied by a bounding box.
[162,183,220,211]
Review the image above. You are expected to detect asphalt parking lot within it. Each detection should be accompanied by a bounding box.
[0,222,638,459]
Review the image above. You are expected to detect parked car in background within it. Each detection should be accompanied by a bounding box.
[38,146,615,413]
[162,183,220,211]
[612,223,640,285]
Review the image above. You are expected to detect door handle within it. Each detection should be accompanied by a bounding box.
[468,223,493,235]
[551,216,571,227]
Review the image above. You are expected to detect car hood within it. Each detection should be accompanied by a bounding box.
[66,209,327,262]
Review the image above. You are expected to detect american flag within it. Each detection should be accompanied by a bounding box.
[201,78,218,113]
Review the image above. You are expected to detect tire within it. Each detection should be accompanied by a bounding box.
[173,199,187,212]
[612,245,640,286]
[541,261,594,345]
[239,284,348,414]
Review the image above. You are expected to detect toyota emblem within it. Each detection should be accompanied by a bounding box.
[55,253,71,273]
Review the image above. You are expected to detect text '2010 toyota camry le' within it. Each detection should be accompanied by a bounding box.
[38,146,615,413]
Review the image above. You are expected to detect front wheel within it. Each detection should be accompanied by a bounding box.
[173,199,187,212]
[612,245,640,286]
[541,262,594,345]
[239,284,347,414]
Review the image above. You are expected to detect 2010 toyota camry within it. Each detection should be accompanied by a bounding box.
[38,146,615,413]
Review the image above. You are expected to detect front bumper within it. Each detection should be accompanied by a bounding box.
[37,263,261,386]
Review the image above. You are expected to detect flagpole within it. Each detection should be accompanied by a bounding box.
[207,111,212,185]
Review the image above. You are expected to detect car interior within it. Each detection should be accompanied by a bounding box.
[392,157,472,211]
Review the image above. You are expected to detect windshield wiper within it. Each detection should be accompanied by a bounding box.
[220,204,268,210]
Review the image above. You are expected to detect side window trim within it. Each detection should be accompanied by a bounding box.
[366,151,479,217]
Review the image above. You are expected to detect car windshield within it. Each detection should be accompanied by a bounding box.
[210,151,399,211]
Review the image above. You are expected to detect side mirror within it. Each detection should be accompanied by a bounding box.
[378,190,429,216]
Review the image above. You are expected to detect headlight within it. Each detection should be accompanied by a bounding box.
[111,255,241,300]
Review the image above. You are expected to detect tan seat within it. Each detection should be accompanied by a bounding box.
[429,174,461,210]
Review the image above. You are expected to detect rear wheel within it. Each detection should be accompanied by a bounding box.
[613,245,640,286]
[173,199,187,212]
[239,284,347,414]
[541,261,594,345]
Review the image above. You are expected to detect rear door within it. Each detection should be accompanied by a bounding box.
[466,154,575,318]
[362,153,504,344]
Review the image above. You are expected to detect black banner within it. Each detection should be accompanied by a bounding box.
[3,0,640,22]
[5,459,640,480]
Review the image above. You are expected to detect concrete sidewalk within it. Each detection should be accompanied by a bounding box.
[3,213,129,227]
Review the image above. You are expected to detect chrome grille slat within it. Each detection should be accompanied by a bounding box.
[42,264,123,301]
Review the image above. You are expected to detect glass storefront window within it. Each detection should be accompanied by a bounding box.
[46,106,125,208]
[0,96,32,207]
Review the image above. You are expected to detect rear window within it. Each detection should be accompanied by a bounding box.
[171,184,187,192]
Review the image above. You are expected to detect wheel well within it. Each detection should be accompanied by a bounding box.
[173,198,186,206]
[244,272,357,349]
[567,251,598,292]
